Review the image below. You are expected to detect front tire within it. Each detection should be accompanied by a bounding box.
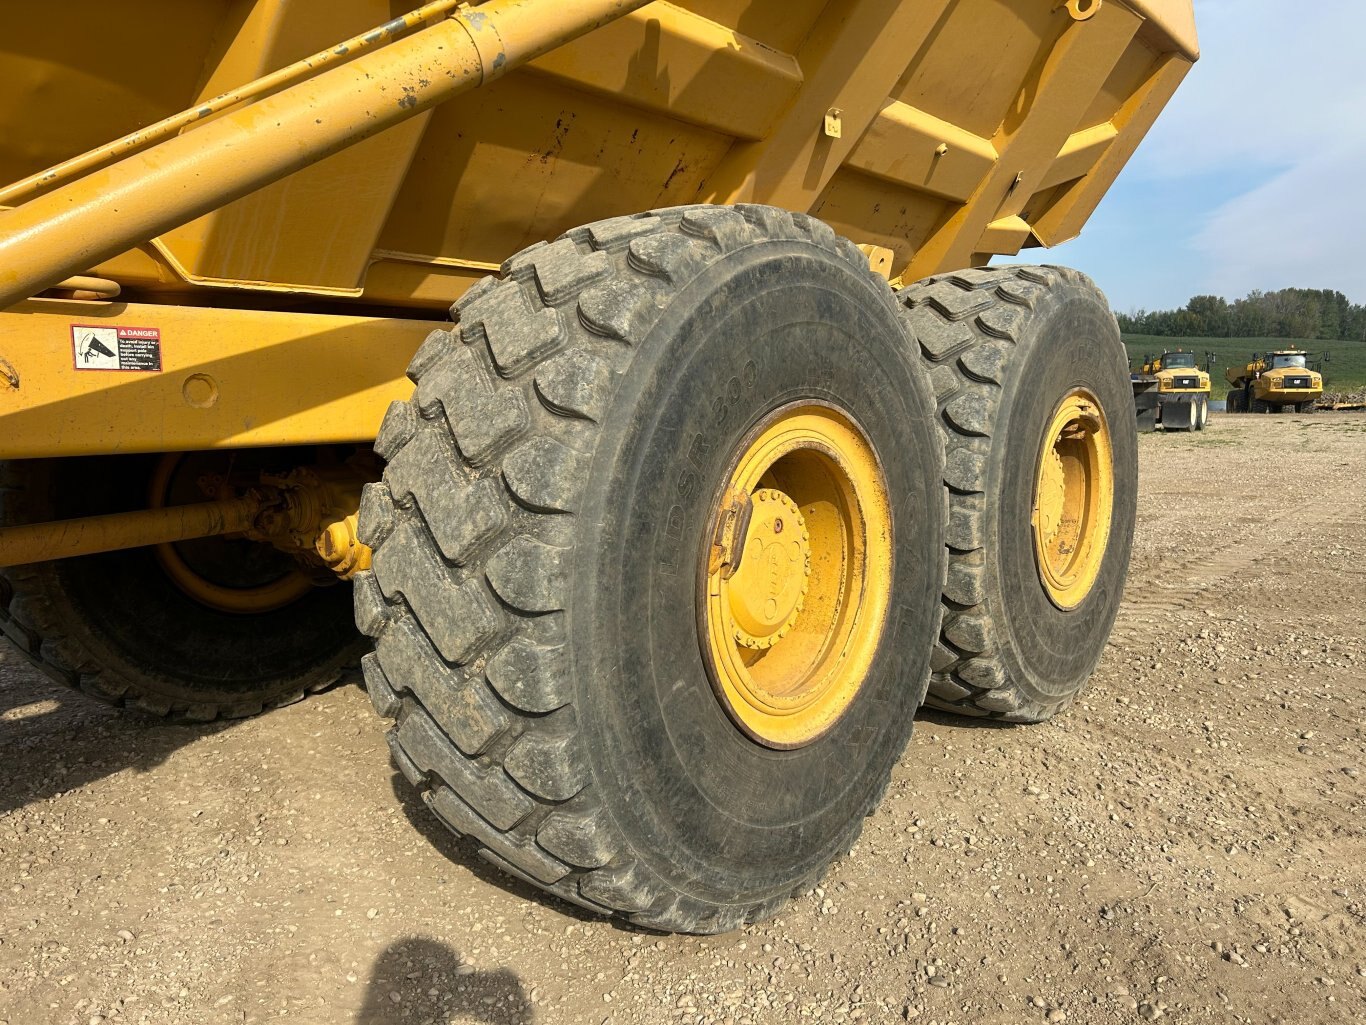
[0,455,364,720]
[898,266,1137,722]
[355,206,946,932]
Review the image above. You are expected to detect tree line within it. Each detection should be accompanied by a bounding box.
[1117,288,1366,341]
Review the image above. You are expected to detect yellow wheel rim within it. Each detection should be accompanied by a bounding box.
[150,454,314,615]
[1031,389,1114,610]
[701,403,892,749]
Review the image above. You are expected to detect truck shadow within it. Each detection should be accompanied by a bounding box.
[0,651,228,816]
[914,705,1021,731]
[355,936,532,1025]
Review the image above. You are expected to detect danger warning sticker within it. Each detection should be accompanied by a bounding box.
[72,325,162,372]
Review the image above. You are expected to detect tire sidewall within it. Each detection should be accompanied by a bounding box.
[987,286,1137,705]
[571,241,943,905]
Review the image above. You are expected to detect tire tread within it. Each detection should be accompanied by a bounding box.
[898,265,1103,723]
[356,205,893,931]
[0,462,356,722]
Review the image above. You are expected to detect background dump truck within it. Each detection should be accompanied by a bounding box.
[0,0,1198,932]
[1226,350,1323,413]
[1130,349,1211,431]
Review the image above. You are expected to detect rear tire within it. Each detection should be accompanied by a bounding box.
[1298,400,1317,414]
[355,205,946,932]
[898,266,1137,722]
[0,455,364,720]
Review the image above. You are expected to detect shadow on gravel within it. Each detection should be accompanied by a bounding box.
[0,653,369,817]
[914,705,1022,731]
[382,709,1022,930]
[355,936,532,1024]
[0,652,230,816]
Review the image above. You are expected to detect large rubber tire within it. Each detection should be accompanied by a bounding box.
[897,266,1137,722]
[353,205,946,933]
[0,455,364,720]
[1251,398,1271,414]
[1226,390,1243,414]
[1298,401,1317,414]
[1196,396,1209,430]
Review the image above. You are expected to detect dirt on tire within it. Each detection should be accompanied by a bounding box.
[1,411,1363,1024]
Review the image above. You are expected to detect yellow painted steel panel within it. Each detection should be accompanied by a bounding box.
[1076,33,1167,133]
[681,0,829,53]
[526,3,804,141]
[0,299,422,458]
[811,170,952,274]
[376,73,732,269]
[0,2,233,189]
[891,0,1064,140]
[845,100,998,202]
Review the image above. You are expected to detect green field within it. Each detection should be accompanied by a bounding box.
[1123,335,1366,399]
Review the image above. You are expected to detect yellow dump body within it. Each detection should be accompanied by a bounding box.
[1,0,1197,313]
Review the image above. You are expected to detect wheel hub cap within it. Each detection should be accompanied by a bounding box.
[701,403,893,749]
[726,489,811,651]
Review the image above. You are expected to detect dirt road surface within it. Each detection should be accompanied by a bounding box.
[2,413,1363,1025]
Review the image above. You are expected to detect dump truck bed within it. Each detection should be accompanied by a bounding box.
[1,0,1196,311]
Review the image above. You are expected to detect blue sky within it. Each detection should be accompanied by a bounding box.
[1002,1,1366,313]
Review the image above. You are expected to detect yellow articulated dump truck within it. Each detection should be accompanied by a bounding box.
[1130,349,1211,431]
[0,1,1197,932]
[1225,350,1323,413]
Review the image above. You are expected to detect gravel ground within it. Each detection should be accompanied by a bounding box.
[2,412,1363,1025]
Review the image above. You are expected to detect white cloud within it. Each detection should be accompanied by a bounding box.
[1120,1,1366,301]
[1192,133,1366,299]
[1132,0,1366,180]
[1003,2,1366,306]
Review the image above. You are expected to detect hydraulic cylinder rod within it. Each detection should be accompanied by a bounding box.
[0,496,263,568]
[0,0,651,310]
